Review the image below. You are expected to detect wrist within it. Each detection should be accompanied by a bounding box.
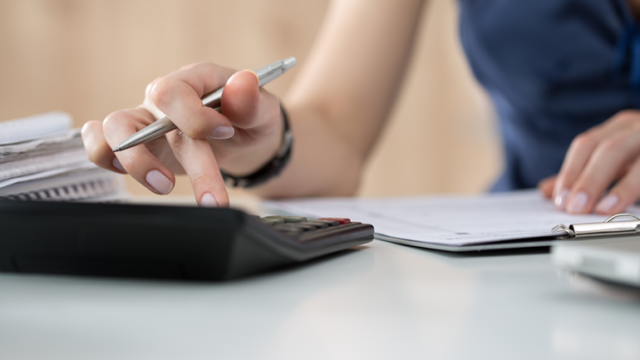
[220,103,293,188]
[220,125,282,175]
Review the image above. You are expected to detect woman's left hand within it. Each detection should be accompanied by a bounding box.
[539,110,640,214]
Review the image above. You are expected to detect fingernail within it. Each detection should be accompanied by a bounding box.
[567,191,589,213]
[112,158,126,173]
[200,193,218,208]
[596,193,619,213]
[243,70,259,83]
[209,126,234,139]
[554,188,570,210]
[145,170,173,195]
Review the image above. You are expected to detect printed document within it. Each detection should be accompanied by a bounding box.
[266,191,640,247]
[0,112,128,201]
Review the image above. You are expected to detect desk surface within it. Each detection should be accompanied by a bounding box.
[1,238,639,360]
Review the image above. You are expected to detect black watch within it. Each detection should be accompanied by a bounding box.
[220,103,293,188]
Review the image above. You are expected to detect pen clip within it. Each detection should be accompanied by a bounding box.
[553,213,640,239]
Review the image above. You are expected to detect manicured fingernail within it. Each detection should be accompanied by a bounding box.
[567,191,588,213]
[112,158,126,173]
[209,126,234,139]
[200,193,218,208]
[243,70,259,83]
[145,170,173,195]
[596,193,619,213]
[554,188,570,210]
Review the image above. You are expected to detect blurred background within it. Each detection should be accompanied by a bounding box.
[0,0,500,199]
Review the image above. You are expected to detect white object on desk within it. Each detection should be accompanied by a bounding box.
[0,111,71,145]
[267,190,640,250]
[554,237,640,288]
[0,112,128,202]
[0,147,94,188]
[0,168,127,202]
[0,129,82,163]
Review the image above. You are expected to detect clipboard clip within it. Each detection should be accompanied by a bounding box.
[552,213,640,239]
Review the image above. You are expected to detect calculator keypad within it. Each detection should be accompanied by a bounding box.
[258,216,369,243]
[263,215,307,223]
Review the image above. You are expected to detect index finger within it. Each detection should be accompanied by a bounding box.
[165,130,229,207]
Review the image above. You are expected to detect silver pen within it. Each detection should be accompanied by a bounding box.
[113,56,297,152]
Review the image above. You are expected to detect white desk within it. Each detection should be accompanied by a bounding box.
[1,236,639,360]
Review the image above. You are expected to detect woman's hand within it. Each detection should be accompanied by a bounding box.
[539,110,640,214]
[81,62,283,207]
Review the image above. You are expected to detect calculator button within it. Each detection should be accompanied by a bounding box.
[264,215,307,223]
[273,224,296,231]
[291,224,317,231]
[274,224,315,232]
[274,227,303,235]
[261,218,285,226]
[318,217,350,224]
[283,216,308,223]
[314,219,339,226]
[300,221,329,228]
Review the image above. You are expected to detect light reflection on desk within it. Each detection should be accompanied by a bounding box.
[0,240,638,359]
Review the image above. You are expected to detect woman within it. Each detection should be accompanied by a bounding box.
[82,0,640,215]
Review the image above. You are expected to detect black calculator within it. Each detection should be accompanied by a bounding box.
[0,200,374,280]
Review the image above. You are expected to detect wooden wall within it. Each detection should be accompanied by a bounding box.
[0,0,501,199]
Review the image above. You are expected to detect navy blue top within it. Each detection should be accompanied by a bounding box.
[458,0,639,191]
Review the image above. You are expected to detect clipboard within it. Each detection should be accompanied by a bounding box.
[376,213,640,252]
[266,191,640,252]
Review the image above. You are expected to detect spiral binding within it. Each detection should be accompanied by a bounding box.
[0,178,118,202]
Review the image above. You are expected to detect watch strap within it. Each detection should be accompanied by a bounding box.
[221,103,293,188]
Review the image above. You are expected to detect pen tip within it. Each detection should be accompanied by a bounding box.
[112,147,121,153]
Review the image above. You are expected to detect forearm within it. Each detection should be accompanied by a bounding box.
[255,0,427,198]
[250,105,363,198]
[286,0,427,159]
[224,0,427,198]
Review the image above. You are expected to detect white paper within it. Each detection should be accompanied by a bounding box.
[0,112,129,202]
[266,190,640,247]
[0,111,72,145]
[0,165,130,201]
[0,160,97,189]
[0,148,91,184]
[0,129,82,162]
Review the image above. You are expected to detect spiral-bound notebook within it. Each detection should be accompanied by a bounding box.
[0,112,128,202]
[0,168,127,202]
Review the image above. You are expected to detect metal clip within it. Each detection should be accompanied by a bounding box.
[552,224,575,238]
[604,213,640,222]
[553,213,640,239]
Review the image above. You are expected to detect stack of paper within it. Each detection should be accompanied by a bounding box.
[0,112,128,202]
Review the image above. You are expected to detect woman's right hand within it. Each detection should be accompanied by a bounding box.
[81,62,284,207]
